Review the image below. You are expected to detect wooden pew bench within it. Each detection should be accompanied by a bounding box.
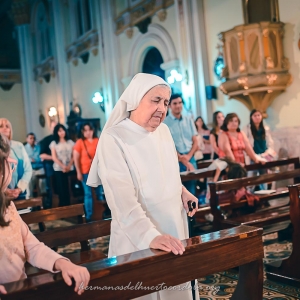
[13,197,43,210]
[265,183,300,286]
[21,203,86,232]
[2,225,264,300]
[208,168,300,231]
[25,219,111,277]
[183,158,300,234]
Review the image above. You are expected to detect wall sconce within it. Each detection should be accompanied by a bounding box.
[92,89,105,113]
[47,106,59,125]
[167,69,189,85]
[48,106,57,117]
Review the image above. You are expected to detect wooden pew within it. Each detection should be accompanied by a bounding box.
[184,158,300,234]
[208,169,300,231]
[21,203,86,229]
[26,219,111,277]
[182,157,300,182]
[2,225,264,300]
[13,197,43,210]
[265,183,300,286]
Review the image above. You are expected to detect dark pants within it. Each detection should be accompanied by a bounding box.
[43,162,54,208]
[179,156,197,195]
[54,171,71,207]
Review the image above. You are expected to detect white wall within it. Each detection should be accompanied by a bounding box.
[267,0,300,128]
[203,0,249,127]
[36,76,60,138]
[69,53,106,128]
[0,84,27,142]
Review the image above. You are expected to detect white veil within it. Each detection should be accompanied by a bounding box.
[87,73,170,187]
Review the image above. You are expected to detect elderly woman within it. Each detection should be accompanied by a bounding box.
[87,73,198,300]
[218,113,263,165]
[0,118,32,200]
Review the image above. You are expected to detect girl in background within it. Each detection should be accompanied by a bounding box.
[195,116,212,160]
[209,111,224,159]
[50,124,74,207]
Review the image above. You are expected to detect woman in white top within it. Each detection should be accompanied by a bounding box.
[50,124,74,206]
[87,73,199,300]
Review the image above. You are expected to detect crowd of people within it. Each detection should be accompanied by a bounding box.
[0,118,103,223]
[0,73,280,299]
[0,93,277,215]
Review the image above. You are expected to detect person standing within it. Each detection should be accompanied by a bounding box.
[87,73,198,300]
[50,124,74,207]
[24,133,46,199]
[39,121,57,208]
[73,122,103,222]
[164,94,199,195]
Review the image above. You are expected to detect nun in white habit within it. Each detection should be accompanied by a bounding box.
[87,73,199,300]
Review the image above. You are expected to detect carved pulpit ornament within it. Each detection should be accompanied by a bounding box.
[219,22,292,118]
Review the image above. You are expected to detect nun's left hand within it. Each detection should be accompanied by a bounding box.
[181,186,198,217]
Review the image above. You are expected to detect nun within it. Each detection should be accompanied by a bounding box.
[87,73,198,300]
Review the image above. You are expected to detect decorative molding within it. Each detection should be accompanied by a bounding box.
[0,69,21,91]
[115,0,174,35]
[156,9,167,22]
[127,23,177,77]
[66,29,99,62]
[33,56,55,82]
[10,0,30,25]
[0,69,22,84]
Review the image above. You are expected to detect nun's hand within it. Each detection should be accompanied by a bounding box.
[150,235,185,255]
[181,186,198,217]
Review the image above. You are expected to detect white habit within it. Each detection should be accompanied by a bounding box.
[87,73,198,300]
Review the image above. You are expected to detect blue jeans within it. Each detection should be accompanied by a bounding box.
[179,156,197,195]
[82,174,104,222]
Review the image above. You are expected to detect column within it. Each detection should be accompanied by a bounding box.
[94,0,123,119]
[17,25,42,138]
[174,0,212,123]
[52,0,73,124]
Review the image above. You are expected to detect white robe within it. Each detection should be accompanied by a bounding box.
[98,119,197,300]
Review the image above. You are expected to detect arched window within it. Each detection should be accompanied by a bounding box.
[75,0,92,38]
[142,47,165,79]
[34,2,52,63]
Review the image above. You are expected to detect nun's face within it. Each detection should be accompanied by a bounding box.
[131,85,170,132]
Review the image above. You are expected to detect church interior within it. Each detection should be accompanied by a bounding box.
[1,0,300,299]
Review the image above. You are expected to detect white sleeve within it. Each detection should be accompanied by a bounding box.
[99,133,161,250]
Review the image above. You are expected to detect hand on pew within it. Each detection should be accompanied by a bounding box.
[0,285,7,294]
[181,186,198,216]
[53,258,90,295]
[150,235,185,255]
